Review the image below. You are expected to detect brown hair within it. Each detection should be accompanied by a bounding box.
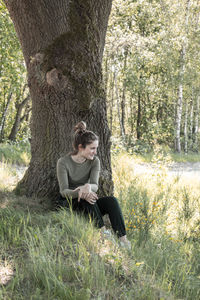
[72,121,98,155]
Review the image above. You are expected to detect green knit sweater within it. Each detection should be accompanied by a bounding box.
[57,155,100,198]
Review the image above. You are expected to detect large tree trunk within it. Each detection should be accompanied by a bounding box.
[5,0,113,200]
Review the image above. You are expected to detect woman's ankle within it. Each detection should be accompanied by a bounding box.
[119,235,131,250]
[100,226,106,233]
[119,235,128,242]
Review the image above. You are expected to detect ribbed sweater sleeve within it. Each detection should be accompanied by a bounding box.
[56,158,79,199]
[89,158,100,192]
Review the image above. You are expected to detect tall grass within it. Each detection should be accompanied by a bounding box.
[0,148,200,299]
[0,141,30,165]
[112,151,200,299]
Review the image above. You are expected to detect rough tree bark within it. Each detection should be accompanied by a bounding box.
[4,0,113,200]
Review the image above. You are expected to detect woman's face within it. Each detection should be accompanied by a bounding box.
[79,140,98,160]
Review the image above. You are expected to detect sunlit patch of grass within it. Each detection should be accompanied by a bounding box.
[112,151,200,298]
[0,161,17,191]
[20,151,30,166]
[0,261,14,285]
[112,150,200,231]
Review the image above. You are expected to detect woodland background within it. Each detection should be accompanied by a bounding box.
[1,0,200,155]
[1,1,200,299]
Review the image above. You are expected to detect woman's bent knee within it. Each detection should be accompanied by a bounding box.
[107,196,119,205]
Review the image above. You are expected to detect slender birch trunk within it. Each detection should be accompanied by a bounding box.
[194,95,200,151]
[121,83,126,137]
[189,98,194,150]
[0,91,12,141]
[121,50,128,138]
[8,95,31,141]
[136,92,141,140]
[175,48,185,153]
[130,96,134,134]
[184,99,188,153]
[174,0,190,152]
[109,70,114,134]
[114,68,125,139]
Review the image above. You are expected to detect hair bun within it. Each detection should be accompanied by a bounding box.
[74,121,87,134]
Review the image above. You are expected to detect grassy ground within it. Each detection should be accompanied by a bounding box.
[0,143,200,299]
[0,141,30,166]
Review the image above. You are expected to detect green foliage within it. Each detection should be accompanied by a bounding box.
[0,208,31,248]
[104,0,200,152]
[0,141,30,165]
[112,152,200,299]
[0,1,29,141]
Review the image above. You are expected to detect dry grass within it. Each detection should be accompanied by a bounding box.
[0,262,14,286]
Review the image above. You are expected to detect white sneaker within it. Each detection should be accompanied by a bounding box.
[103,229,112,238]
[119,240,131,250]
[101,229,116,244]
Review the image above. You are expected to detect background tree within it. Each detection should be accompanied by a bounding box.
[0,1,28,141]
[8,84,31,142]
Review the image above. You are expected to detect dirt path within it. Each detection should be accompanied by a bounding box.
[14,162,200,181]
[132,162,200,179]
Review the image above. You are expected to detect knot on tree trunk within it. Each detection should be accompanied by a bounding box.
[29,52,46,86]
[46,68,68,91]
[30,53,44,64]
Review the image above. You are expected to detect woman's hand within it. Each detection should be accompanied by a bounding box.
[74,184,98,204]
[84,191,98,204]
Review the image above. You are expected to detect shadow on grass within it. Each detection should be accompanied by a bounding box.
[0,189,51,214]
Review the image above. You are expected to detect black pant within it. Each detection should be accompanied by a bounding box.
[60,196,126,238]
